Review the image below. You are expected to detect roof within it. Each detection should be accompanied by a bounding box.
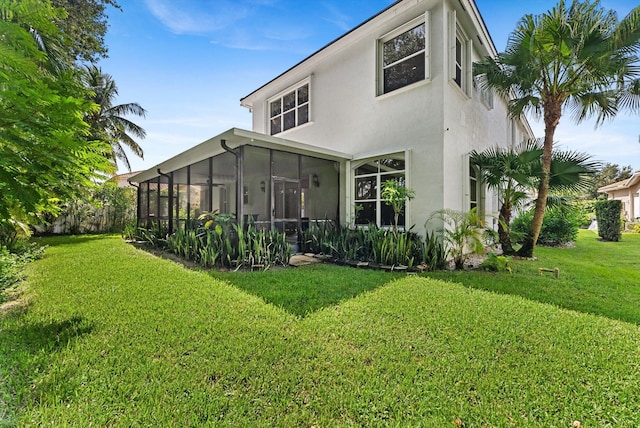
[240,0,498,108]
[597,171,640,193]
[109,171,143,188]
[128,128,352,183]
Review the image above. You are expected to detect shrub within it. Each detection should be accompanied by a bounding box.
[426,208,486,269]
[511,207,580,247]
[0,242,46,296]
[159,213,290,270]
[479,253,513,273]
[301,221,446,270]
[574,200,597,228]
[595,200,622,241]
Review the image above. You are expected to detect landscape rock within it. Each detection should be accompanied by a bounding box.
[289,254,322,267]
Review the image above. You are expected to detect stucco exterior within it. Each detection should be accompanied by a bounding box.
[598,171,640,221]
[130,0,534,237]
[240,0,533,231]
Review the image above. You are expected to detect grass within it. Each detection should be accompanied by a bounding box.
[0,233,639,426]
[425,230,640,325]
[211,264,403,317]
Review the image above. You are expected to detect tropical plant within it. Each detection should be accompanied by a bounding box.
[470,140,540,255]
[300,221,444,270]
[160,211,291,270]
[471,139,598,254]
[83,65,147,171]
[381,179,415,232]
[423,230,448,271]
[427,208,487,270]
[511,206,581,247]
[0,1,114,228]
[479,253,513,273]
[474,0,640,257]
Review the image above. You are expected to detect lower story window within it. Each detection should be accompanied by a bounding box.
[354,155,406,227]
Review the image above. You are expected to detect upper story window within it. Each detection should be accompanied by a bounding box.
[450,11,471,96]
[378,15,429,95]
[269,81,310,135]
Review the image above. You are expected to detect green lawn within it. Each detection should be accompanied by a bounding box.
[1,233,640,426]
[425,230,640,325]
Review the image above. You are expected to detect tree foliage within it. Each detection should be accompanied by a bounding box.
[51,0,121,64]
[381,179,415,232]
[0,0,113,235]
[471,139,598,254]
[474,0,640,257]
[83,65,147,171]
[586,162,634,199]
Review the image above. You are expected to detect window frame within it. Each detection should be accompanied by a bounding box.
[267,78,311,136]
[353,154,407,228]
[469,164,479,211]
[377,14,430,96]
[449,11,472,97]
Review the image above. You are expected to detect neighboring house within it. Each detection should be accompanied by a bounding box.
[129,0,533,248]
[598,170,640,221]
[111,171,142,188]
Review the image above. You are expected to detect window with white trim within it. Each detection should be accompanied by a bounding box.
[378,15,428,95]
[449,11,471,97]
[269,81,310,135]
[354,156,406,226]
[469,164,479,211]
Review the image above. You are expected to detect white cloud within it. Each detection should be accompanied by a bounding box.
[143,0,251,34]
[322,3,352,31]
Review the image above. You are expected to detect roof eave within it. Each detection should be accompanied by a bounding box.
[128,128,352,184]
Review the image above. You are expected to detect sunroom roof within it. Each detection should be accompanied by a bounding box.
[128,128,353,183]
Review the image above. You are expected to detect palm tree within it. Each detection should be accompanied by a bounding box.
[474,0,640,257]
[471,140,540,255]
[84,65,147,171]
[471,139,598,255]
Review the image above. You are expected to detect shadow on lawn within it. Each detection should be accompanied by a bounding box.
[1,315,95,416]
[3,315,94,354]
[211,264,402,317]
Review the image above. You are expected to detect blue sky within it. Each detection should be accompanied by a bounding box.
[102,0,639,174]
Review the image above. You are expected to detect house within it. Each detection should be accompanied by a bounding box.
[597,170,640,222]
[129,0,533,248]
[110,171,142,188]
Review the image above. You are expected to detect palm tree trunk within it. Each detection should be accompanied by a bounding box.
[517,103,560,257]
[498,201,515,255]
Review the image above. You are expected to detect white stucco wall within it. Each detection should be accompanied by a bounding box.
[243,0,532,233]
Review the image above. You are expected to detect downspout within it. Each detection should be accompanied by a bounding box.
[157,169,174,235]
[221,139,243,222]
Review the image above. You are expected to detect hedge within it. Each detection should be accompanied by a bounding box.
[595,200,622,241]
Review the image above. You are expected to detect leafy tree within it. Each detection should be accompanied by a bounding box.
[585,162,634,199]
[471,139,598,254]
[51,0,121,64]
[83,65,147,171]
[381,179,415,232]
[0,0,113,241]
[474,0,640,257]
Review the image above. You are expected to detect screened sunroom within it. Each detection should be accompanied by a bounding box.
[129,128,350,249]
